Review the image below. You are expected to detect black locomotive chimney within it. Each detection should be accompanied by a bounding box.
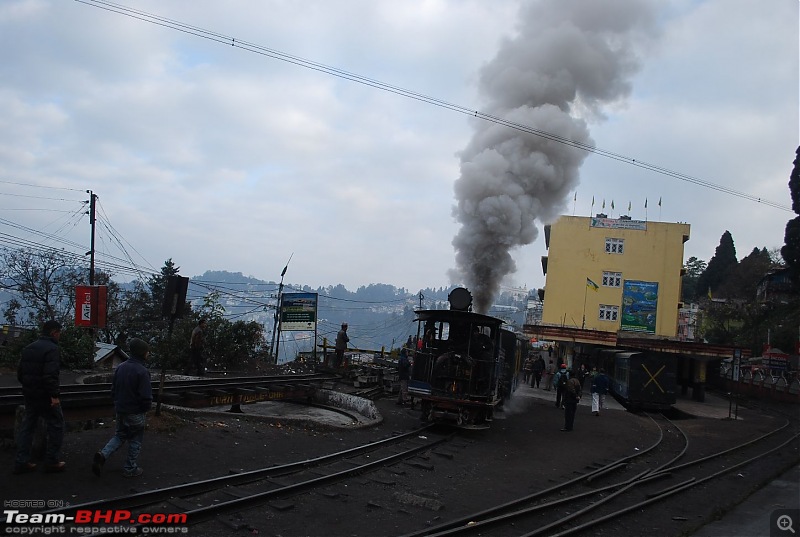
[448,287,473,312]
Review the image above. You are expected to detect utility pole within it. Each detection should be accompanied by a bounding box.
[269,254,293,364]
[87,190,97,285]
[85,190,98,369]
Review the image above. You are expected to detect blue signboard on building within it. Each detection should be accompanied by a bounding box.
[620,280,658,334]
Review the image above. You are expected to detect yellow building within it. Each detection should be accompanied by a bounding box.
[540,215,690,338]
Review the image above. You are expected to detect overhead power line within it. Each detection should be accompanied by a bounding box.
[76,0,791,212]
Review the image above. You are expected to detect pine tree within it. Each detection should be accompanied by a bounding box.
[697,231,738,299]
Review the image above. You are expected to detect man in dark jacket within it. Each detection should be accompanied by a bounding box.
[92,338,153,478]
[14,320,65,474]
[396,347,412,406]
[561,372,582,432]
[334,323,349,368]
[554,364,569,408]
[186,318,207,376]
[591,368,611,416]
[532,355,545,388]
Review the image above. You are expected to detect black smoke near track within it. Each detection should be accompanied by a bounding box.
[450,0,657,313]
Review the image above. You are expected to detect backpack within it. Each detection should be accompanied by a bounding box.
[557,371,569,390]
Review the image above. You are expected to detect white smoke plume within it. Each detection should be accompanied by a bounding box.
[450,0,657,313]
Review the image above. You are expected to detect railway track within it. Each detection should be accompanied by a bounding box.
[39,425,450,533]
[0,373,338,429]
[400,414,799,537]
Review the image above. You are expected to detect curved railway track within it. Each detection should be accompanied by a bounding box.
[40,425,450,533]
[401,414,798,537]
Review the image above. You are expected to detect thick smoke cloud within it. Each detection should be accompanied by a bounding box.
[450,0,657,313]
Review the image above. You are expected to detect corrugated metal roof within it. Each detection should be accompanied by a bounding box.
[94,342,122,363]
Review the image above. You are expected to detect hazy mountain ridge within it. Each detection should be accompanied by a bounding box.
[191,271,531,359]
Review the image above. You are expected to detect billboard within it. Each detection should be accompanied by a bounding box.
[280,292,318,331]
[620,280,658,334]
[75,285,108,328]
[590,217,647,230]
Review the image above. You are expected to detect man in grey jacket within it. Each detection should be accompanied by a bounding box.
[92,338,153,478]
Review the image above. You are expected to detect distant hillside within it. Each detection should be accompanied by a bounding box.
[189,271,530,363]
[0,270,530,364]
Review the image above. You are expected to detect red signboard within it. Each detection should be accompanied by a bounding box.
[75,285,108,328]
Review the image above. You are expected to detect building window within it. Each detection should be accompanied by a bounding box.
[605,238,624,254]
[599,304,619,321]
[602,271,623,287]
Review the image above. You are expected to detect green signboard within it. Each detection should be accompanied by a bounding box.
[280,292,318,331]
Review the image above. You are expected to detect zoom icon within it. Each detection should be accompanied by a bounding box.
[773,509,799,536]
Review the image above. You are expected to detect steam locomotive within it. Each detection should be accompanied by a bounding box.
[408,287,525,429]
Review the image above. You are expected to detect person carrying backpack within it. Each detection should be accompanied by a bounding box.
[554,364,569,408]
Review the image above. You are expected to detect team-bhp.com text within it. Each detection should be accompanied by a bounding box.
[3,510,188,534]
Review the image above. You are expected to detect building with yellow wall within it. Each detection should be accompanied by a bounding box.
[540,215,690,338]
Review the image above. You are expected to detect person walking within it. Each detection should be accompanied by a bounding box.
[543,359,555,391]
[577,364,589,390]
[532,355,545,388]
[92,338,153,478]
[187,318,207,376]
[554,363,569,407]
[335,323,349,368]
[522,356,533,385]
[591,368,611,416]
[561,371,582,432]
[396,347,411,406]
[14,320,66,474]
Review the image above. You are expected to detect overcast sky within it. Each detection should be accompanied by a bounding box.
[1,0,797,299]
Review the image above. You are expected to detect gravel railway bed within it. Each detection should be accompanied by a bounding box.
[0,372,798,537]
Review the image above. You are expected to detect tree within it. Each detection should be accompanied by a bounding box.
[718,247,774,300]
[0,249,83,325]
[94,270,126,346]
[696,231,738,299]
[3,298,22,325]
[0,249,99,368]
[681,256,707,303]
[781,146,800,284]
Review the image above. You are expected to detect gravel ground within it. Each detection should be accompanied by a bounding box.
[1,371,798,537]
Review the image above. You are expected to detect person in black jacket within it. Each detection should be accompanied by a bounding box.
[14,320,66,474]
[561,372,583,432]
[396,347,412,406]
[92,338,153,478]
